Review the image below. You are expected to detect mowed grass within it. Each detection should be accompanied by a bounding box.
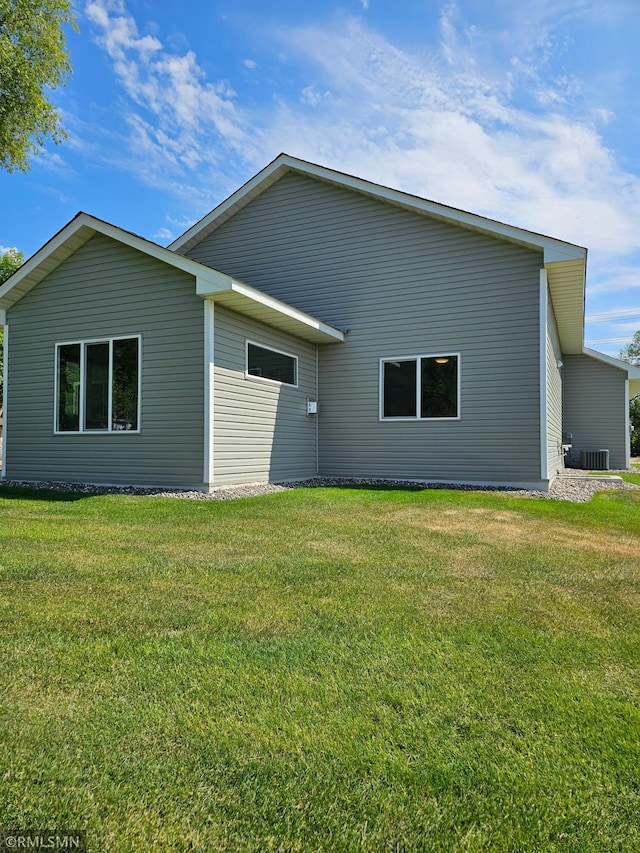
[622,461,640,485]
[0,485,639,852]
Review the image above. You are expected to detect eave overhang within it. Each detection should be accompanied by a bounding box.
[196,274,345,344]
[0,212,344,345]
[583,347,640,399]
[544,256,587,355]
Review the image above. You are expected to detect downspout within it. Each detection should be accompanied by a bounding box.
[539,269,549,483]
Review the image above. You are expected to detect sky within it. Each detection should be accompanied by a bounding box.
[1,0,639,356]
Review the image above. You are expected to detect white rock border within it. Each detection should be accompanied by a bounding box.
[0,474,638,503]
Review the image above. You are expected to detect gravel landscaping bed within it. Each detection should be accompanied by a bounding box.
[1,474,638,503]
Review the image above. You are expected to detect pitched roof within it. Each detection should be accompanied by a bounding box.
[170,153,588,353]
[583,348,640,398]
[0,213,345,344]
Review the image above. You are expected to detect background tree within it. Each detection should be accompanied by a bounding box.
[0,0,76,172]
[620,330,640,457]
[630,396,640,457]
[0,247,24,402]
[619,329,640,368]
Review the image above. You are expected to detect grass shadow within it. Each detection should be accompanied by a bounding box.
[0,485,97,502]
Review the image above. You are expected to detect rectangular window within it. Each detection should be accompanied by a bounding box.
[383,360,417,417]
[381,354,459,420]
[55,337,140,433]
[246,341,297,386]
[85,342,109,430]
[57,343,81,432]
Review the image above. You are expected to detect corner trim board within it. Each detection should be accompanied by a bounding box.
[625,379,631,467]
[540,269,549,482]
[204,300,215,488]
[1,324,7,478]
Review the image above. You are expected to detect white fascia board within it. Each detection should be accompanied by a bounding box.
[196,276,346,343]
[85,216,209,278]
[0,216,86,309]
[171,152,587,260]
[294,157,587,259]
[543,244,587,264]
[583,347,640,378]
[0,212,223,311]
[170,157,289,251]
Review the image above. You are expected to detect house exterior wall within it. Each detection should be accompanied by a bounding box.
[4,234,206,488]
[546,291,564,479]
[187,171,547,486]
[212,305,317,484]
[563,354,628,469]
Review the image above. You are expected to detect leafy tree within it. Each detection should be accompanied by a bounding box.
[620,331,640,457]
[0,247,24,401]
[619,329,640,368]
[0,247,24,282]
[0,0,76,172]
[631,396,640,457]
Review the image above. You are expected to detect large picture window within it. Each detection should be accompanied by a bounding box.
[246,341,297,386]
[55,336,140,433]
[381,354,459,420]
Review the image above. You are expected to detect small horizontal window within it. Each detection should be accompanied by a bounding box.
[381,355,459,420]
[55,337,140,433]
[246,342,297,386]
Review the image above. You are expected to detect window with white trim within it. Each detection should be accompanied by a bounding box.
[381,354,459,419]
[246,341,297,386]
[56,336,140,432]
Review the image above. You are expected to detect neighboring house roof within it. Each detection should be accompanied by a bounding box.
[583,347,640,398]
[170,153,588,354]
[0,213,345,345]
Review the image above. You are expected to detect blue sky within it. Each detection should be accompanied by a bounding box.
[1,0,639,355]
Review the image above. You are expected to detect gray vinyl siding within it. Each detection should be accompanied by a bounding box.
[213,306,317,484]
[563,354,628,469]
[188,172,546,486]
[546,294,564,478]
[5,234,205,488]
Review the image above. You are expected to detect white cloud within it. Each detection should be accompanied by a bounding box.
[243,58,257,69]
[83,0,257,205]
[153,227,174,242]
[262,13,640,257]
[82,0,640,271]
[300,86,332,107]
[587,264,640,296]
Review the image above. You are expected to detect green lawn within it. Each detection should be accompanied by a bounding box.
[1,485,639,852]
